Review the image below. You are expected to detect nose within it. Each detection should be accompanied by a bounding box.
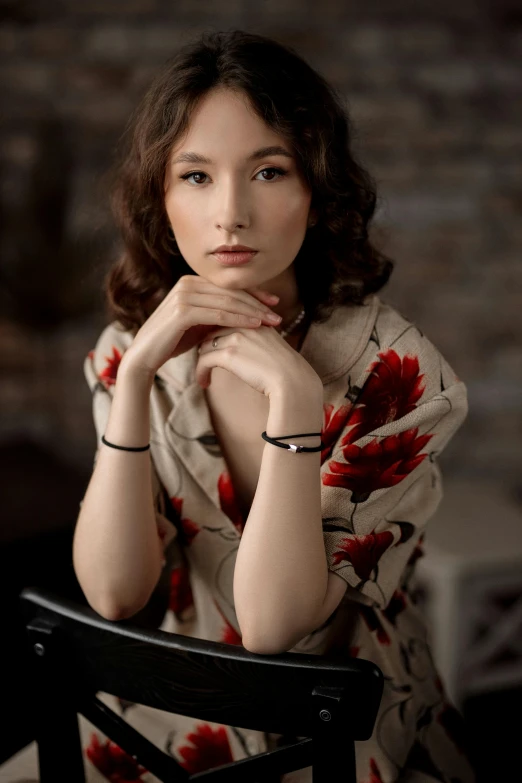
[214,176,250,232]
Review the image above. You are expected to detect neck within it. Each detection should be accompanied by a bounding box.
[279,303,304,331]
[260,265,301,326]
[279,309,310,354]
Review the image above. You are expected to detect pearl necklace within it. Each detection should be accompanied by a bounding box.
[277,306,306,338]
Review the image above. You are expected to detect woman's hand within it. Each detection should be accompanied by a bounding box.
[120,274,283,379]
[196,324,322,399]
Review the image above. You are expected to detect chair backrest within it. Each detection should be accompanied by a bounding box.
[20,586,383,783]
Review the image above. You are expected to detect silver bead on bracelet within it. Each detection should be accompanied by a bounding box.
[261,431,323,453]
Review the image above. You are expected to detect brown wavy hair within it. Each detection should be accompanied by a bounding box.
[104,29,394,333]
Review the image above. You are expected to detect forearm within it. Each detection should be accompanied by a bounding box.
[73,360,163,620]
[233,384,327,652]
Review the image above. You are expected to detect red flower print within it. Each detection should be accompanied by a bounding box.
[169,565,194,617]
[170,497,200,545]
[222,622,243,646]
[321,402,353,463]
[359,606,391,645]
[180,517,200,545]
[344,349,426,445]
[364,758,385,783]
[178,723,234,773]
[85,733,147,781]
[212,598,243,645]
[98,347,123,389]
[218,472,245,533]
[332,531,394,581]
[323,427,433,503]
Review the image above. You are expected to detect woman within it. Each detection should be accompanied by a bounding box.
[73,29,475,783]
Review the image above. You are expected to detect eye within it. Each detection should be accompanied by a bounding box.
[255,166,288,181]
[179,166,288,186]
[180,171,208,185]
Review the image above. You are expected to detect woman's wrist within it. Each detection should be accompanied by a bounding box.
[103,356,154,449]
[266,382,323,447]
[118,351,156,390]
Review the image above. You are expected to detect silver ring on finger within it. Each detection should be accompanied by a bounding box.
[212,337,219,349]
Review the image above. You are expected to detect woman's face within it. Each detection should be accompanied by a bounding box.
[164,87,314,295]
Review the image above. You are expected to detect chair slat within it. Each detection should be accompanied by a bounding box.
[20,587,382,739]
[20,586,383,783]
[80,696,189,782]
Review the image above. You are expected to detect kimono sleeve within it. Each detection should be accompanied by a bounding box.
[320,372,468,610]
[81,322,178,565]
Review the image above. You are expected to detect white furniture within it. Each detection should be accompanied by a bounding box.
[413,477,522,709]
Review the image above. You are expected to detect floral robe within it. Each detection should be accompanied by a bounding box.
[9,294,476,783]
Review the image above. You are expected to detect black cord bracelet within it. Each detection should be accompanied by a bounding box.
[261,431,324,453]
[101,434,150,452]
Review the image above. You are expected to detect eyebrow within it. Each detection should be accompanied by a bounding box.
[171,145,294,165]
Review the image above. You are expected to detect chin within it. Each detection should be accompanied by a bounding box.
[211,269,262,287]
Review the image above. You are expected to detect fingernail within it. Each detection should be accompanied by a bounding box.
[268,294,279,302]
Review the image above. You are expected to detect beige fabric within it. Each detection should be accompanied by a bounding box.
[8,295,476,782]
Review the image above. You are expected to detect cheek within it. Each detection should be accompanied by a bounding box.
[270,188,311,227]
[269,200,310,249]
[165,192,200,236]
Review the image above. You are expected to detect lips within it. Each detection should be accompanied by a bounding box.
[212,250,257,266]
[212,244,257,253]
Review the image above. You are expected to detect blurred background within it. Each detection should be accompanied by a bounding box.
[1,0,521,780]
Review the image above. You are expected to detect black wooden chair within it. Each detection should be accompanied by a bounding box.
[20,586,384,782]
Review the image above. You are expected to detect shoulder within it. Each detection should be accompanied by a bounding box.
[333,296,469,439]
[350,297,464,399]
[356,297,466,404]
[84,320,135,394]
[323,298,469,465]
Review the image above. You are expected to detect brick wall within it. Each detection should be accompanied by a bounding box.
[1,1,521,493]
